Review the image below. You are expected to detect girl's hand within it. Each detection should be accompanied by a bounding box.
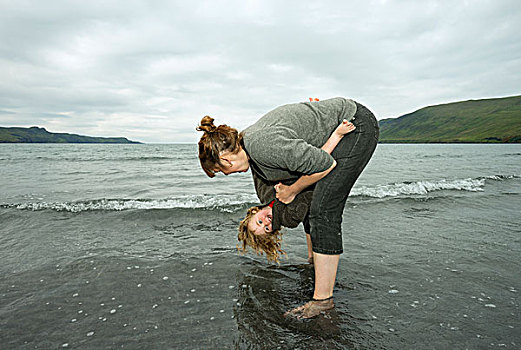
[334,119,356,137]
[274,183,297,204]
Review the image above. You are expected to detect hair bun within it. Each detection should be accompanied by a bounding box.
[197,116,217,133]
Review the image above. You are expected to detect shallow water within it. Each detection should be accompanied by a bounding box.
[1,144,520,349]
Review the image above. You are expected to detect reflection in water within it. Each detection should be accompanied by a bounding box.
[233,260,388,349]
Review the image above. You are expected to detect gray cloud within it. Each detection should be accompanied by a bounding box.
[0,0,520,143]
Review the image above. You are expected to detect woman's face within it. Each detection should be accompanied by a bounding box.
[248,206,273,235]
[213,161,248,175]
[213,149,250,175]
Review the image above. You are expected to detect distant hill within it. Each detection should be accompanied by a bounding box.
[0,127,141,144]
[379,95,521,143]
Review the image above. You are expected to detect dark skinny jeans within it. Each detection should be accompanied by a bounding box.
[309,102,379,254]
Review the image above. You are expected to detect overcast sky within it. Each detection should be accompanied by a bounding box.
[0,0,520,143]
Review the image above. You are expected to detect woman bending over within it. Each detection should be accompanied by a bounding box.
[197,97,379,318]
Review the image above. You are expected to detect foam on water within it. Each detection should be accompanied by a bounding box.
[352,177,486,198]
[3,194,258,213]
[1,174,519,212]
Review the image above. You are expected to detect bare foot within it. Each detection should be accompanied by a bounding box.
[307,256,314,265]
[283,298,334,319]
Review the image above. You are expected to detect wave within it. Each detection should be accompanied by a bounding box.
[1,175,518,213]
[352,178,485,198]
[352,174,519,199]
[483,174,520,181]
[2,194,259,213]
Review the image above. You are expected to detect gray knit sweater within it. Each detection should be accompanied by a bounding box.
[242,97,357,182]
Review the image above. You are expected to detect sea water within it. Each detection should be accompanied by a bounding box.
[0,143,520,349]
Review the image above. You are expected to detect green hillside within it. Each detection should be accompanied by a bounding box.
[379,95,521,143]
[0,127,141,144]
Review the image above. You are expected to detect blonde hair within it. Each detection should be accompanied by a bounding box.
[196,116,242,177]
[238,206,285,264]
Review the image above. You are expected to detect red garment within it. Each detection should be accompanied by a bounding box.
[268,200,275,208]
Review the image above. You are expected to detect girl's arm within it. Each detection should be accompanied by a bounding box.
[275,120,355,204]
[321,119,355,154]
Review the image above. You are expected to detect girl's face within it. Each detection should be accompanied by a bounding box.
[248,206,273,235]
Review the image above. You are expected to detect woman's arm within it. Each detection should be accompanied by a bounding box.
[275,162,335,203]
[275,120,355,204]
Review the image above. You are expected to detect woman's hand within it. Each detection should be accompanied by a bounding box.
[274,183,297,204]
[334,119,356,137]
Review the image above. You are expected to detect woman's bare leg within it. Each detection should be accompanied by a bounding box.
[312,253,339,299]
[285,253,338,319]
[306,233,314,264]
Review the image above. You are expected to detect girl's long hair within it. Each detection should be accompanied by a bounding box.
[238,206,285,264]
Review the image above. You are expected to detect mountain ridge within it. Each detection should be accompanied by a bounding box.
[378,95,521,143]
[0,126,141,144]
